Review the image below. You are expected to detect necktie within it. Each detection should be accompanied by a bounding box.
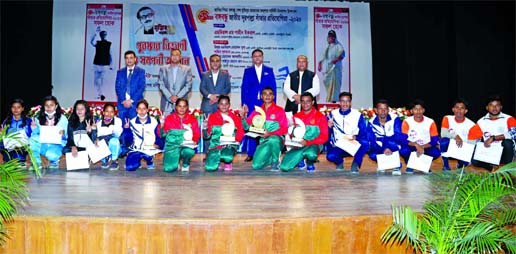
[126,69,133,93]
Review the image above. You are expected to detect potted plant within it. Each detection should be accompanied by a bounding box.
[382,162,516,254]
[0,128,40,246]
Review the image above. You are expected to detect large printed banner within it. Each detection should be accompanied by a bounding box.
[314,7,350,103]
[82,4,123,104]
[130,4,308,92]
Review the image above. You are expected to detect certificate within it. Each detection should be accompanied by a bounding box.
[73,133,93,148]
[86,140,111,163]
[406,152,433,173]
[39,126,63,144]
[2,130,28,151]
[473,142,503,165]
[443,139,475,163]
[219,141,240,146]
[377,151,401,170]
[65,151,90,170]
[335,138,361,156]
[131,148,162,156]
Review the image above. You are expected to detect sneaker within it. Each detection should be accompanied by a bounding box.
[442,167,451,171]
[405,168,414,174]
[182,164,190,172]
[351,163,359,174]
[298,160,306,170]
[147,162,155,170]
[336,163,344,171]
[270,162,280,171]
[224,163,232,171]
[110,161,119,170]
[101,160,110,169]
[392,168,402,176]
[49,161,59,169]
[306,164,315,172]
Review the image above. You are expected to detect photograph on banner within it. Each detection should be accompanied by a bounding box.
[130,4,308,93]
[192,5,308,92]
[130,4,190,91]
[82,4,123,104]
[314,7,350,103]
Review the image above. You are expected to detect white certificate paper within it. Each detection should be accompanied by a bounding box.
[39,126,63,144]
[65,151,90,170]
[377,151,401,170]
[444,139,475,163]
[473,142,503,165]
[407,152,433,173]
[335,138,361,156]
[86,140,111,163]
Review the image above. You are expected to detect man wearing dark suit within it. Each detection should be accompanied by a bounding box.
[115,50,146,121]
[241,49,276,162]
[158,49,193,115]
[283,55,320,116]
[200,54,231,114]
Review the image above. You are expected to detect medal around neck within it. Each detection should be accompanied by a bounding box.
[220,113,236,143]
[249,106,266,134]
[285,117,305,147]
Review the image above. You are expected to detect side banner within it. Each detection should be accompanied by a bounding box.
[130,4,308,92]
[314,7,350,103]
[82,4,123,104]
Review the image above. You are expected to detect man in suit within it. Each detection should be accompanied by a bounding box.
[158,49,193,115]
[115,50,146,121]
[200,54,231,114]
[283,55,320,116]
[115,50,146,157]
[241,49,276,162]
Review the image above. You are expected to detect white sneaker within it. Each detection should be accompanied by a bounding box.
[181,165,190,172]
[392,170,402,176]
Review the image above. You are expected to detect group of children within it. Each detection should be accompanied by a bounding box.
[1,90,515,174]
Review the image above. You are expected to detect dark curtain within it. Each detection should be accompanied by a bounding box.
[370,1,515,126]
[0,0,53,121]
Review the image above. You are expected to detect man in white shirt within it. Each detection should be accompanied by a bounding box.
[283,55,320,116]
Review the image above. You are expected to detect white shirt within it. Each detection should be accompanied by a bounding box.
[254,64,262,83]
[208,71,219,99]
[125,66,135,100]
[282,70,321,111]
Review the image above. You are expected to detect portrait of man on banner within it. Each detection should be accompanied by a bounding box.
[314,7,350,104]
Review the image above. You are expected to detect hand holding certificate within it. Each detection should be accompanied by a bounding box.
[66,151,90,170]
[377,151,401,170]
[407,152,433,173]
[444,139,475,163]
[473,142,503,165]
[87,140,111,163]
[40,126,63,144]
[335,137,361,156]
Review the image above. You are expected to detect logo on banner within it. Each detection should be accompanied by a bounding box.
[196,8,213,23]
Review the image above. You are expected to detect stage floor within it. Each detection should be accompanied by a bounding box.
[23,154,477,219]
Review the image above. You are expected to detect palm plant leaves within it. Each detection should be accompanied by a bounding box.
[382,162,516,254]
[0,126,40,246]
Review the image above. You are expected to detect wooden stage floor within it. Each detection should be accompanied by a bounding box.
[2,154,488,254]
[24,154,460,219]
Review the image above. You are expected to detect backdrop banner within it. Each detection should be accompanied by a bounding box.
[82,4,123,105]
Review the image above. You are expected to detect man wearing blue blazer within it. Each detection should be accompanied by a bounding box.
[241,49,276,162]
[200,54,231,114]
[115,50,146,121]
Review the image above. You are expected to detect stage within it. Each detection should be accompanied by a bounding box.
[1,154,482,254]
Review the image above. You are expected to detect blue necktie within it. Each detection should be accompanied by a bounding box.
[126,69,133,93]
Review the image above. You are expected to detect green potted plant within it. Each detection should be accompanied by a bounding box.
[382,162,516,254]
[0,128,40,246]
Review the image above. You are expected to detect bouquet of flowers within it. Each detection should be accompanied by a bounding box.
[318,106,335,116]
[27,105,41,118]
[61,107,73,119]
[148,106,162,122]
[90,106,103,122]
[190,108,203,120]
